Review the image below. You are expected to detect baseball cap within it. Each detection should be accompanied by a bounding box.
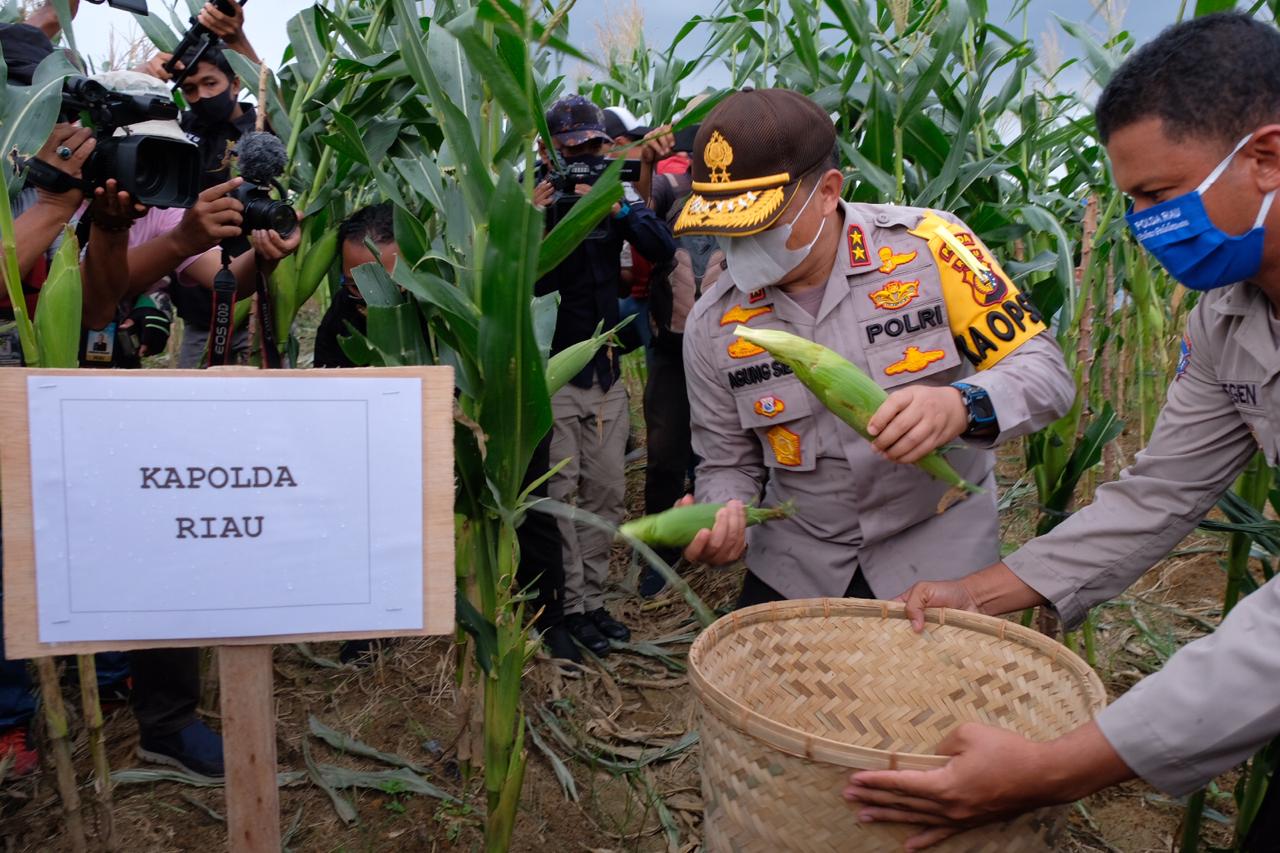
[546,95,612,147]
[0,23,55,86]
[673,88,837,237]
[603,105,653,142]
[89,70,190,144]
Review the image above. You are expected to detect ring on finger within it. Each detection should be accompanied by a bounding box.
[56,146,73,160]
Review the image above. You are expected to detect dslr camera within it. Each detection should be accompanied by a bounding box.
[25,77,201,208]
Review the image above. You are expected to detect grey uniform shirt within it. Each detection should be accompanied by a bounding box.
[684,201,1074,599]
[1006,283,1280,795]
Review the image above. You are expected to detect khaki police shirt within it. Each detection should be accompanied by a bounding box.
[684,201,1074,599]
[1005,282,1280,796]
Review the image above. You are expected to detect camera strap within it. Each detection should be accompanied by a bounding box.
[206,249,238,367]
[254,270,281,369]
[21,157,85,196]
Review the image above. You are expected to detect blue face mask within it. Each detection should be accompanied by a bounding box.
[1125,134,1277,292]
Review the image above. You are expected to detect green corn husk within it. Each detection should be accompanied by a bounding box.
[619,501,795,549]
[733,325,982,495]
[545,316,633,396]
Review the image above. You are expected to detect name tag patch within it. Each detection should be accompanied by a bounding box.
[726,359,794,389]
[866,306,945,344]
[1223,382,1260,407]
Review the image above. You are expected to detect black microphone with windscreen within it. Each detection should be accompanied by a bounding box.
[230,132,295,239]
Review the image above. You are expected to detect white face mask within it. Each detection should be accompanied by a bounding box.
[719,180,827,290]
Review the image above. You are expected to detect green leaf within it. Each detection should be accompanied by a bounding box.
[445,9,535,135]
[393,204,431,270]
[286,6,329,82]
[131,8,180,53]
[0,51,79,162]
[456,589,497,674]
[531,293,558,363]
[1045,402,1124,517]
[33,229,81,368]
[1195,0,1238,15]
[477,172,552,507]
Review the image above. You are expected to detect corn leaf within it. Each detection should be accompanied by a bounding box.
[308,715,429,774]
[33,230,81,368]
[537,157,624,279]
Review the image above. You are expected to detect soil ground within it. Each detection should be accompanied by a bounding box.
[0,335,1255,852]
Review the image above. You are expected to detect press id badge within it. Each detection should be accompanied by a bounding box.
[84,323,116,365]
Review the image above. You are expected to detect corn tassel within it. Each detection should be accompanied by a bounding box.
[733,325,982,494]
[619,501,794,548]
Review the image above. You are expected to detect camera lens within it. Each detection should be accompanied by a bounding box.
[243,197,297,237]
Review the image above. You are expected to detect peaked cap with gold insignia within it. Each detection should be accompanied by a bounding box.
[674,88,837,237]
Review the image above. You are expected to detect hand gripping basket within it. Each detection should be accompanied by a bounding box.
[688,599,1107,852]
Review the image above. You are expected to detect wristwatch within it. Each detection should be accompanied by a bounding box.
[952,382,998,437]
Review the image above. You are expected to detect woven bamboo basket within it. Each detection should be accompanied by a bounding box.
[688,598,1107,852]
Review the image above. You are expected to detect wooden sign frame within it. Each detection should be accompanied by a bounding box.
[1,366,456,657]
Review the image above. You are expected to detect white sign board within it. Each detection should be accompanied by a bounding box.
[23,373,426,644]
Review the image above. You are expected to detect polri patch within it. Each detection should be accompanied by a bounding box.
[869,280,922,311]
[728,338,766,359]
[766,425,803,466]
[847,225,871,267]
[1175,334,1191,380]
[748,288,767,304]
[754,395,785,418]
[720,304,774,326]
[885,346,946,376]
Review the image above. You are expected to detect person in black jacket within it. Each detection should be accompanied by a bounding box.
[533,96,677,656]
[312,203,398,369]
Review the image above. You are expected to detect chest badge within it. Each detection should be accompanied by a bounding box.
[847,225,872,268]
[720,304,773,326]
[748,288,767,304]
[754,395,785,418]
[766,425,803,466]
[1175,334,1191,380]
[885,346,946,376]
[728,338,766,359]
[878,247,918,274]
[869,280,922,311]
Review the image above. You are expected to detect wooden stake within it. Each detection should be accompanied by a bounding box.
[218,645,280,853]
[35,658,87,853]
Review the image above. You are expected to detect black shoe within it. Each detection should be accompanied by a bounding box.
[541,623,582,663]
[340,639,377,666]
[639,565,668,599]
[587,608,630,642]
[565,613,610,656]
[137,720,225,778]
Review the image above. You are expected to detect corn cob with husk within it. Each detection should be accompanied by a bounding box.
[545,316,634,396]
[733,325,982,495]
[619,501,795,548]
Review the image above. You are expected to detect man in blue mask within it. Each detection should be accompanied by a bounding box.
[849,14,1280,851]
[677,88,1073,610]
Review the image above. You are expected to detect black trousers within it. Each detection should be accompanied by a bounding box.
[1247,776,1280,853]
[736,569,875,610]
[643,337,694,562]
[128,648,201,737]
[516,434,566,627]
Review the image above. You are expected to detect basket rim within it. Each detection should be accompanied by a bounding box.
[688,598,1108,771]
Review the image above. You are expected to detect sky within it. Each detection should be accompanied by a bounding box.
[66,0,1178,87]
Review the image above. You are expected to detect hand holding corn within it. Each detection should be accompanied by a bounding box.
[867,385,970,464]
[732,326,982,494]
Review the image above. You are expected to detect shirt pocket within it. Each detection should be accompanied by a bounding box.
[733,377,817,472]
[862,325,962,390]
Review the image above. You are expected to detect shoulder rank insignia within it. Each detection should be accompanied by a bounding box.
[869,280,921,311]
[728,338,766,359]
[766,425,802,466]
[847,225,872,268]
[878,247,918,274]
[885,346,946,376]
[720,304,773,326]
[754,395,785,418]
[748,288,767,304]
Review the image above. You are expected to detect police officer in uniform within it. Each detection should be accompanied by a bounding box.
[844,15,1280,852]
[677,88,1074,608]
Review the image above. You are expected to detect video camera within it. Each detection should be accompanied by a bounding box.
[23,77,201,208]
[164,0,246,89]
[546,156,642,229]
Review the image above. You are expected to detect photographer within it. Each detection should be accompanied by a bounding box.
[534,95,676,656]
[0,64,228,778]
